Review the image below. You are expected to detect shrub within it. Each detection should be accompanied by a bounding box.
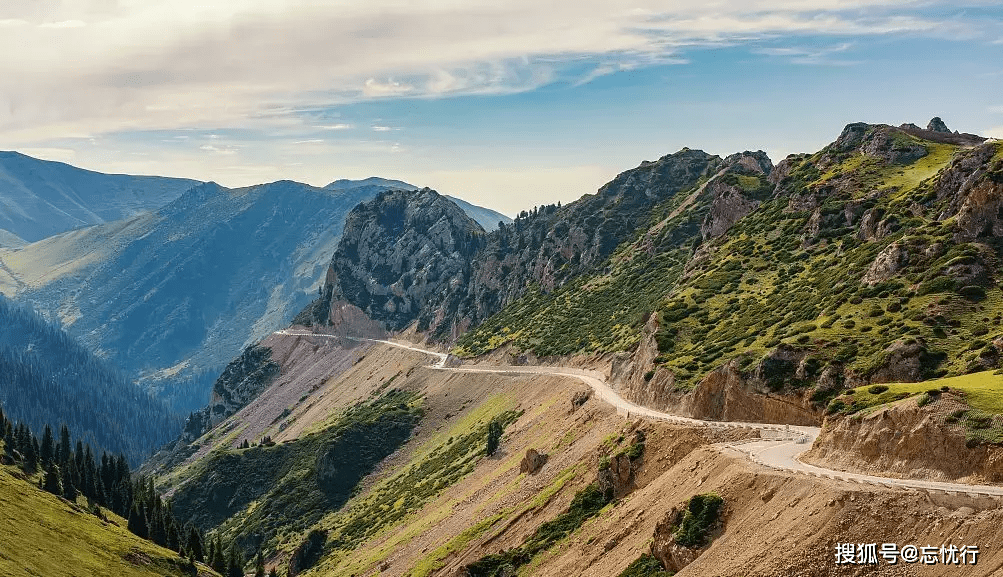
[617,554,671,577]
[827,399,846,414]
[673,493,724,547]
[486,419,503,456]
[959,285,987,301]
[842,320,856,329]
[644,370,656,382]
[868,385,889,394]
[916,393,931,407]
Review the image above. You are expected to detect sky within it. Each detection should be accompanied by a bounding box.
[1,1,1001,216]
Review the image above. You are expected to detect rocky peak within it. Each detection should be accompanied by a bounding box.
[927,116,951,133]
[315,188,486,332]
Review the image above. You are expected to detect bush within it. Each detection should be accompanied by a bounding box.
[673,493,724,547]
[916,393,931,407]
[959,285,987,301]
[644,370,656,382]
[617,554,671,577]
[842,320,856,329]
[486,419,503,456]
[868,385,889,394]
[827,399,846,414]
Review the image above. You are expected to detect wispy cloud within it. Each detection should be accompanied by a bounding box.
[0,0,989,146]
[753,41,858,64]
[315,123,353,130]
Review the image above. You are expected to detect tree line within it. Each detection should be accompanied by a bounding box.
[0,295,183,464]
[1,406,274,577]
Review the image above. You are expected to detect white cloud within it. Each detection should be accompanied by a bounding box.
[200,144,238,155]
[371,126,393,132]
[38,20,86,28]
[0,0,992,148]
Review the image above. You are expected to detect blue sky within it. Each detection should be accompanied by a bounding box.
[1,1,1001,215]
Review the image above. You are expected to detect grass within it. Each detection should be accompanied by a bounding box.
[827,370,1003,444]
[0,464,215,577]
[464,483,612,577]
[831,369,1003,415]
[618,554,673,577]
[406,514,504,577]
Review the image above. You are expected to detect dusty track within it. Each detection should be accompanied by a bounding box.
[273,330,1003,499]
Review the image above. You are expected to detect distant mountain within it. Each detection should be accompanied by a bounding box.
[0,151,200,242]
[324,177,511,232]
[324,176,417,192]
[0,295,181,464]
[2,181,381,412]
[444,195,512,231]
[0,229,25,249]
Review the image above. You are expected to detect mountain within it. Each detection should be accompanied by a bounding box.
[444,195,512,231]
[305,119,1003,421]
[297,188,486,334]
[324,176,512,231]
[1,178,511,413]
[0,228,25,248]
[0,295,181,464]
[146,118,1003,577]
[1,181,379,412]
[306,148,740,340]
[0,151,200,243]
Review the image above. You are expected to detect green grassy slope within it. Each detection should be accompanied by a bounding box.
[455,127,1003,403]
[0,464,214,577]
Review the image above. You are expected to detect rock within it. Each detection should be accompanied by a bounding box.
[597,453,635,499]
[868,339,937,383]
[288,529,327,576]
[700,178,761,240]
[519,449,547,475]
[927,117,951,133]
[651,508,702,573]
[570,390,591,411]
[862,242,909,284]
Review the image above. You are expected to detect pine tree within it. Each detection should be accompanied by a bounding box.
[486,418,502,456]
[210,536,226,574]
[42,462,61,495]
[227,543,243,577]
[24,433,39,474]
[61,460,78,501]
[187,526,205,563]
[39,424,55,466]
[57,424,71,467]
[254,550,265,577]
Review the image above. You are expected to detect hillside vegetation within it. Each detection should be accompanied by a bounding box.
[0,463,214,577]
[0,294,181,464]
[451,122,1003,412]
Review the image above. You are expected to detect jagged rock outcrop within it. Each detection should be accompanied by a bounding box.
[927,116,951,133]
[519,449,547,475]
[313,188,486,333]
[862,242,909,284]
[174,344,280,446]
[687,359,819,426]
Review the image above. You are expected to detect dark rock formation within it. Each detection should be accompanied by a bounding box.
[519,448,547,474]
[928,116,951,133]
[288,529,327,576]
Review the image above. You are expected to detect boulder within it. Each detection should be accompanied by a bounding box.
[519,448,547,475]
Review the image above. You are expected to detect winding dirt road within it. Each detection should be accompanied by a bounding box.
[274,330,1003,499]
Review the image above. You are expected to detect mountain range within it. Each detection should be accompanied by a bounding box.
[0,154,509,413]
[0,151,200,243]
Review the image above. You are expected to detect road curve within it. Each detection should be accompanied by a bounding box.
[274,330,1003,499]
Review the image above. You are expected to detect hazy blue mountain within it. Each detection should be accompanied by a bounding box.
[0,228,25,248]
[3,181,381,412]
[444,195,512,231]
[324,178,511,231]
[0,294,182,464]
[325,176,418,193]
[0,151,200,242]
